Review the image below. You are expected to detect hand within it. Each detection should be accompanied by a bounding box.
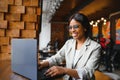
[45,66,66,77]
[38,60,49,69]
[38,61,44,69]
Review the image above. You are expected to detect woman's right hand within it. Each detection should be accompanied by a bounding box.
[38,60,49,69]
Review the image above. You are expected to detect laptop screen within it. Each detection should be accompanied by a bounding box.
[11,39,37,80]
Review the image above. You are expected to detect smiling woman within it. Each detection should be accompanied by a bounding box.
[38,13,102,80]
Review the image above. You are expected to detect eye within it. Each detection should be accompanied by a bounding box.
[68,26,72,29]
[68,25,80,30]
[73,25,79,29]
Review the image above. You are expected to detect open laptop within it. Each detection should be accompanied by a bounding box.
[11,39,62,80]
[11,39,38,80]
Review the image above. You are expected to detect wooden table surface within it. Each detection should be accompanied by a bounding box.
[0,54,28,80]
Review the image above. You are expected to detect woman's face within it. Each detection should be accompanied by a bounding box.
[69,19,86,40]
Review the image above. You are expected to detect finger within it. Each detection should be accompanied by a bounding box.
[45,70,53,76]
[51,72,56,77]
[45,68,57,77]
[44,68,51,75]
[45,68,51,73]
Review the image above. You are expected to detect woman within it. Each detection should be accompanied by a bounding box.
[39,13,101,80]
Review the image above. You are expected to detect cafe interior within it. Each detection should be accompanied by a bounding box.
[0,0,120,80]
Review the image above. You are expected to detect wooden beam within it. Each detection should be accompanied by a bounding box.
[64,0,94,21]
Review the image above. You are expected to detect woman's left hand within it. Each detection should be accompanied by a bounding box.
[45,66,66,77]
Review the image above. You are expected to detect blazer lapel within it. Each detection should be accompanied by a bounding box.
[73,44,86,68]
[73,38,91,68]
[68,40,76,69]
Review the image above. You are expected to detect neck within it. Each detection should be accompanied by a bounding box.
[76,36,86,44]
[76,37,87,50]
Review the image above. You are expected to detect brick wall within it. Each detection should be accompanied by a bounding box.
[0,0,41,60]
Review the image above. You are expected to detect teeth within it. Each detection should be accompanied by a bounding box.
[72,33,77,36]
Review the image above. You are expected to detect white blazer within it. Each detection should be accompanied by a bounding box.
[47,37,101,80]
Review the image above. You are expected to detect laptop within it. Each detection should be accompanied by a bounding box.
[11,39,63,80]
[11,39,38,80]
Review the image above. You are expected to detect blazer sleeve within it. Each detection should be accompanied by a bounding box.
[46,39,72,66]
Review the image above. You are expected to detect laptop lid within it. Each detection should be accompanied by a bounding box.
[11,39,37,80]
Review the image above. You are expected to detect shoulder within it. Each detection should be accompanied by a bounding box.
[87,38,101,48]
[91,39,100,45]
[63,39,75,47]
[65,38,75,44]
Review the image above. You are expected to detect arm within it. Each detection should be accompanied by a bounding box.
[39,40,71,69]
[46,40,71,66]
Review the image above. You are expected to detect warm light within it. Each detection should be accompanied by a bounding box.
[90,17,108,27]
[93,24,96,27]
[97,20,100,23]
[104,19,107,22]
[90,21,94,25]
[101,17,104,20]
[90,22,93,25]
[95,22,98,26]
[103,22,106,25]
